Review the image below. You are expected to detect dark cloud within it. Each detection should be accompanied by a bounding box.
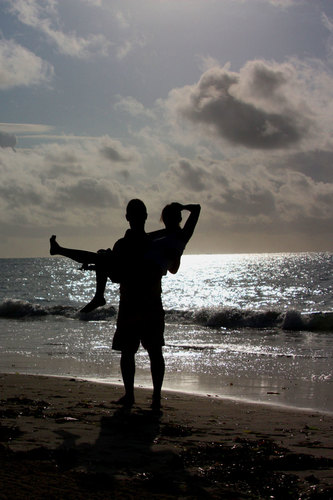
[0,131,16,149]
[101,145,130,162]
[276,149,333,182]
[164,152,332,237]
[0,182,42,207]
[47,164,83,179]
[57,178,120,208]
[167,159,208,192]
[43,151,83,179]
[172,62,312,150]
[119,169,130,180]
[210,187,276,217]
[175,159,207,191]
[247,63,288,100]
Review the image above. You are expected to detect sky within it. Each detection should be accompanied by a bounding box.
[0,0,333,257]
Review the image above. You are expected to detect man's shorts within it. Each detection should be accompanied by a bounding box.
[112,295,165,353]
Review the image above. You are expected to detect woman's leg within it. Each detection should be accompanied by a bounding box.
[50,236,113,313]
[50,235,98,264]
[80,250,113,313]
[80,268,108,312]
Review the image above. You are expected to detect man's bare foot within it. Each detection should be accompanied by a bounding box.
[80,296,106,313]
[151,395,162,411]
[50,235,60,255]
[113,394,135,408]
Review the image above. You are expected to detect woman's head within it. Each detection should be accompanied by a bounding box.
[161,202,182,229]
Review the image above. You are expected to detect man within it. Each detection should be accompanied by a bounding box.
[50,199,200,408]
[110,199,165,409]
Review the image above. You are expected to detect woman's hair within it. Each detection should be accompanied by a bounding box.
[161,203,182,227]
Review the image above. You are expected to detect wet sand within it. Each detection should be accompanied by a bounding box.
[1,373,333,499]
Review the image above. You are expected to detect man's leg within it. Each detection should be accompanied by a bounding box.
[148,346,165,408]
[116,349,136,407]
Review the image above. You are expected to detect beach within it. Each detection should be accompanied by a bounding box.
[1,254,332,496]
[1,373,333,499]
[1,254,333,415]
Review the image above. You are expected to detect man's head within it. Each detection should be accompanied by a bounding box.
[126,199,147,230]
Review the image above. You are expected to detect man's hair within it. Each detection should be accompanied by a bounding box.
[126,199,147,218]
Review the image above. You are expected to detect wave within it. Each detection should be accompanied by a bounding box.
[0,299,332,332]
[0,299,117,320]
[166,308,333,332]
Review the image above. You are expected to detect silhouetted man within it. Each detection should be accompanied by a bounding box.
[50,199,200,409]
[110,199,165,409]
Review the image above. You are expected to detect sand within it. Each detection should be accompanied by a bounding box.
[1,373,333,499]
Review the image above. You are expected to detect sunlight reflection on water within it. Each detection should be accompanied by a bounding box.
[1,253,332,412]
[162,252,333,312]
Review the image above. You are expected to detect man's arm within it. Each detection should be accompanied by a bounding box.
[108,239,124,283]
[148,228,166,240]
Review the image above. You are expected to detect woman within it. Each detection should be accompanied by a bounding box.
[49,202,201,312]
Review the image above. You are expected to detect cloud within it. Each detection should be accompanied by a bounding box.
[0,136,141,228]
[115,35,146,60]
[99,137,140,164]
[6,0,111,58]
[159,151,333,236]
[116,40,134,60]
[0,123,54,134]
[239,0,304,6]
[266,0,301,6]
[272,149,333,183]
[0,181,43,208]
[114,9,130,30]
[322,12,333,60]
[81,0,103,5]
[164,60,313,150]
[211,184,277,217]
[101,146,130,163]
[276,171,333,223]
[168,159,208,192]
[0,129,332,254]
[46,29,110,59]
[0,131,17,149]
[56,178,120,208]
[114,96,155,119]
[0,39,53,89]
[322,12,333,33]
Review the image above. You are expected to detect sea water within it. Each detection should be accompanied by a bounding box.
[0,253,332,413]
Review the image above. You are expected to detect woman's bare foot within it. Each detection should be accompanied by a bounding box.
[50,235,61,255]
[80,296,106,313]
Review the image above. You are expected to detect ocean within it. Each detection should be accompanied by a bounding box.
[0,252,332,413]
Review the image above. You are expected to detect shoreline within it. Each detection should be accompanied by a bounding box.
[1,372,333,498]
[48,372,333,416]
[2,364,333,416]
